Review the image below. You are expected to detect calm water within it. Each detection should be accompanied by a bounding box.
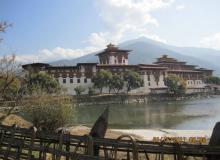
[73,96,220,130]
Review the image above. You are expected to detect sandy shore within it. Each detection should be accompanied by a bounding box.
[69,126,212,142]
[0,113,213,142]
[113,129,212,141]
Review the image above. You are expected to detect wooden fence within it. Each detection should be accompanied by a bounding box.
[0,124,220,160]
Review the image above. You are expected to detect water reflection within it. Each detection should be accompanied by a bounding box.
[73,97,220,129]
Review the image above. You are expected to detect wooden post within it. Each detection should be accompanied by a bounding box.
[85,134,93,156]
[28,126,37,160]
[66,133,70,160]
[57,130,64,160]
[39,140,43,159]
[4,124,16,159]
[0,128,6,154]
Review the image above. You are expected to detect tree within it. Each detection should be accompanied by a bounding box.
[205,76,220,85]
[124,70,143,93]
[20,67,73,132]
[93,70,112,94]
[23,72,62,95]
[74,86,85,96]
[0,21,12,42]
[0,22,16,100]
[0,22,20,122]
[0,21,11,32]
[109,75,124,94]
[164,74,187,95]
[0,22,19,101]
[0,75,20,100]
[0,55,21,100]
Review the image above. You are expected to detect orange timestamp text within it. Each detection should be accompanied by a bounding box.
[152,136,207,144]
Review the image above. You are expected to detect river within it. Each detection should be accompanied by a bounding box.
[73,96,220,130]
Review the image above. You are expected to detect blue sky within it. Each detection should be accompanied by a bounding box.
[0,0,220,62]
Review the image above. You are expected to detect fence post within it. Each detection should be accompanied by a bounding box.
[66,132,70,160]
[28,126,37,160]
[4,124,16,159]
[173,142,183,160]
[39,139,43,159]
[57,130,64,160]
[0,126,6,154]
[85,134,94,156]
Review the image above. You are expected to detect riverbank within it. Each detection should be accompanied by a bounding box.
[73,92,215,106]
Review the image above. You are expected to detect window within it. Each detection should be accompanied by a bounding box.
[63,79,66,84]
[147,74,150,81]
[123,60,125,63]
[148,82,151,86]
[77,78,80,83]
[84,78,87,83]
[70,78,73,83]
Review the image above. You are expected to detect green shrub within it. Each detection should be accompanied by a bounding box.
[74,86,85,96]
[23,94,74,132]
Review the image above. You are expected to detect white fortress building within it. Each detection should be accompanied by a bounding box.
[22,44,213,95]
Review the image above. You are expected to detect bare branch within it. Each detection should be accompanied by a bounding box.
[0,21,12,32]
[0,21,12,42]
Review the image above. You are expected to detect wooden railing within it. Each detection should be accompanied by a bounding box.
[0,124,220,160]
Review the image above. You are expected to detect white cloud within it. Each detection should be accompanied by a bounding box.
[93,0,174,43]
[88,32,108,48]
[200,32,220,50]
[176,5,185,11]
[96,0,174,28]
[16,47,98,63]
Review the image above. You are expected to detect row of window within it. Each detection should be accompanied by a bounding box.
[113,59,126,64]
[187,81,202,85]
[60,78,88,84]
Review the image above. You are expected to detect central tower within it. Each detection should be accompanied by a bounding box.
[96,43,131,65]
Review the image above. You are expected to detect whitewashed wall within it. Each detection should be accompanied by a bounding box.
[58,76,93,95]
[109,56,128,65]
[57,74,207,95]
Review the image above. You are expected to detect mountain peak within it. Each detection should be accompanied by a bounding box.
[52,37,220,75]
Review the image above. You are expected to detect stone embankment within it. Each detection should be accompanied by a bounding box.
[72,92,214,106]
